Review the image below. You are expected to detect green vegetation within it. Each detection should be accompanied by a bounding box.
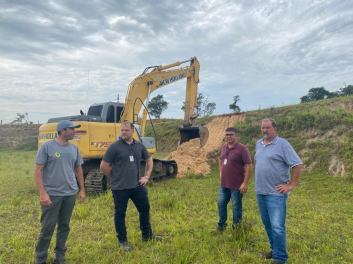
[148,94,169,119]
[234,96,353,177]
[3,95,353,262]
[145,119,183,153]
[300,85,353,103]
[14,137,38,151]
[10,112,32,124]
[146,95,353,177]
[181,93,217,117]
[229,95,241,113]
[1,151,353,263]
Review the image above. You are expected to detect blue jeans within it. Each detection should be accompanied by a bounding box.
[112,185,153,243]
[217,187,243,229]
[256,194,288,264]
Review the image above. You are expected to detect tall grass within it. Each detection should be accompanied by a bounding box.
[1,151,353,263]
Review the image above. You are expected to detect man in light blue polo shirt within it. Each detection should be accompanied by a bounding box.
[254,118,302,264]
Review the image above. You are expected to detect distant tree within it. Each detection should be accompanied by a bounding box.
[148,94,168,119]
[181,93,216,117]
[204,102,216,116]
[11,112,31,124]
[300,87,331,103]
[196,93,204,115]
[229,96,241,113]
[300,95,311,103]
[341,85,353,96]
[327,91,341,99]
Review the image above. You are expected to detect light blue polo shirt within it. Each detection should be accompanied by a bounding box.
[254,135,302,196]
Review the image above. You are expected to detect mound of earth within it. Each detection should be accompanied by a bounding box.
[166,114,245,177]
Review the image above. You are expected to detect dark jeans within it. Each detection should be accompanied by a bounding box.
[112,185,153,243]
[35,195,76,264]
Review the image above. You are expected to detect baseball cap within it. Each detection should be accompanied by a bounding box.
[57,120,81,132]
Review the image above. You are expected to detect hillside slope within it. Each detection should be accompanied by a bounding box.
[0,124,40,149]
[240,96,353,178]
[151,96,353,178]
[2,96,353,178]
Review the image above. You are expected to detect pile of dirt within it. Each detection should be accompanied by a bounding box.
[166,114,245,177]
[166,138,210,176]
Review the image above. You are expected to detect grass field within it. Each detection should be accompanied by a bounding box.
[1,150,353,264]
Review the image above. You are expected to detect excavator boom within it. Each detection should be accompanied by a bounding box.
[120,56,208,147]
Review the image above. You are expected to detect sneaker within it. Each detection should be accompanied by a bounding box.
[52,259,68,264]
[142,235,163,242]
[264,250,273,259]
[119,241,132,252]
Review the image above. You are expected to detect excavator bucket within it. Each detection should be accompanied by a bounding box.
[179,125,209,147]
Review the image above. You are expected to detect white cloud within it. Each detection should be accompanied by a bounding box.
[0,0,352,123]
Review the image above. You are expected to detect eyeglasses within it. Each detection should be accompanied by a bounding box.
[225,134,236,137]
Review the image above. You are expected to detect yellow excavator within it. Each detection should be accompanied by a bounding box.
[38,56,208,193]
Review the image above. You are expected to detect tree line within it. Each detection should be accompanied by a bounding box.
[148,93,241,119]
[300,85,353,103]
[10,94,241,123]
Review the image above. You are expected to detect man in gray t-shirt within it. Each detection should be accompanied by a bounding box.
[254,118,302,264]
[34,120,85,264]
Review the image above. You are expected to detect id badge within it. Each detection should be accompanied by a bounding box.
[130,155,134,162]
[223,159,227,165]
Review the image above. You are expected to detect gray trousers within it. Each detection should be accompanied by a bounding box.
[35,195,76,263]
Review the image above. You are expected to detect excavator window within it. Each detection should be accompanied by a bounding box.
[116,106,123,123]
[106,105,114,123]
[87,105,103,116]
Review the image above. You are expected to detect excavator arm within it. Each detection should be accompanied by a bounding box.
[119,56,208,147]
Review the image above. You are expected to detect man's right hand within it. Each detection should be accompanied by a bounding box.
[40,193,51,206]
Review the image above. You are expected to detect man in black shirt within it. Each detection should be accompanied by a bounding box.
[100,121,161,251]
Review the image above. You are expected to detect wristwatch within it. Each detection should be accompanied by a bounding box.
[144,176,150,180]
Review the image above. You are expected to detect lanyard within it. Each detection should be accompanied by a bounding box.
[226,148,232,158]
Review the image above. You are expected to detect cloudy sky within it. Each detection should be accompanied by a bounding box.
[1,0,352,124]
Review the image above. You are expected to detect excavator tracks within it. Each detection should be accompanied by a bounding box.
[84,168,110,194]
[149,159,178,181]
[84,159,177,194]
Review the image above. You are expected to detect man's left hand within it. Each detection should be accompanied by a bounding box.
[239,183,248,194]
[78,189,86,203]
[139,177,149,186]
[276,183,294,195]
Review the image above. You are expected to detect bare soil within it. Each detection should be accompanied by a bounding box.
[166,114,245,177]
